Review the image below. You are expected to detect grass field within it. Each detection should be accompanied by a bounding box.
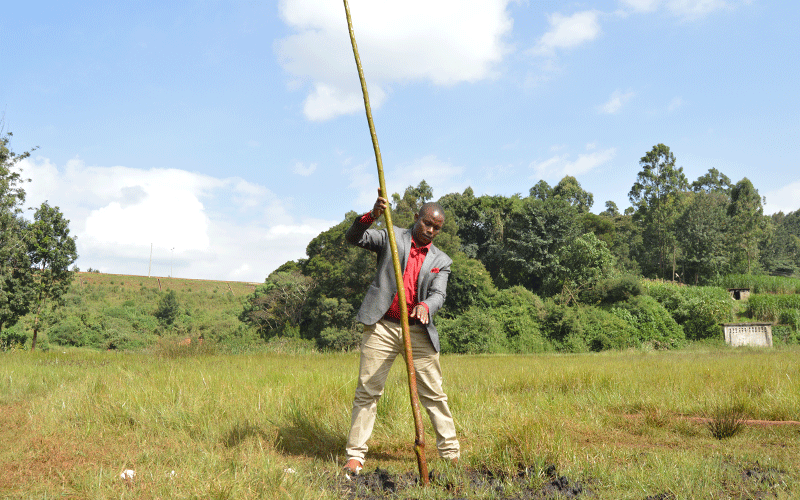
[74,272,259,299]
[3,345,799,499]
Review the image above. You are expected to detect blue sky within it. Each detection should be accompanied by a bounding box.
[1,0,798,282]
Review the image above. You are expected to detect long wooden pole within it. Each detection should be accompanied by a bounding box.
[342,0,429,485]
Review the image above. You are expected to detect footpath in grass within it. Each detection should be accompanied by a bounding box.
[2,346,798,499]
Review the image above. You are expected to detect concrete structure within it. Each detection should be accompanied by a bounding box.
[727,288,751,300]
[721,322,773,347]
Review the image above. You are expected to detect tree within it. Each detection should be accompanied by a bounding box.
[727,178,768,274]
[240,270,315,339]
[628,144,688,280]
[28,202,79,350]
[154,290,181,326]
[691,168,732,196]
[602,201,620,217]
[675,192,729,284]
[390,180,433,227]
[529,180,552,200]
[499,196,579,293]
[546,232,616,303]
[0,130,37,342]
[553,176,594,213]
[762,210,800,276]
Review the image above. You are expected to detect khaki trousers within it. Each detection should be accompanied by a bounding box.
[346,318,460,464]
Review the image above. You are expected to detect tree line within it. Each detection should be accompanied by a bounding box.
[3,130,798,353]
[241,144,800,352]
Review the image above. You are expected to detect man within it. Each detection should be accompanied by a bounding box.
[343,192,460,475]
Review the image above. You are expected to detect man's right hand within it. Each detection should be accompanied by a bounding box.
[371,189,388,219]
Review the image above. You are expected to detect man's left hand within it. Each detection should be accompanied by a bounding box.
[410,304,429,324]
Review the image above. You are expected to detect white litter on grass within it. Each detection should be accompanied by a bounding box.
[119,469,136,480]
[284,468,296,474]
[168,470,176,478]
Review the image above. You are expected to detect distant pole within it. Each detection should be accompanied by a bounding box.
[148,243,152,277]
[170,247,175,277]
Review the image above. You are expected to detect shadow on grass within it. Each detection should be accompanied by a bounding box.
[220,419,271,448]
[275,403,347,460]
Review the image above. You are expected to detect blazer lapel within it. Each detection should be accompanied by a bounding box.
[399,228,412,272]
[417,244,438,296]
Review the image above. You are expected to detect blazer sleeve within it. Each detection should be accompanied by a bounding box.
[345,216,387,253]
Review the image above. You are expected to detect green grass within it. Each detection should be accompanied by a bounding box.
[4,272,263,351]
[3,346,799,499]
[714,274,800,294]
[748,294,800,322]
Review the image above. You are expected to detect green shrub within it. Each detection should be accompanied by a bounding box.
[154,290,182,326]
[439,307,506,354]
[491,286,548,353]
[644,282,733,340]
[47,316,89,346]
[581,273,644,305]
[317,326,361,351]
[772,324,800,345]
[544,302,638,352]
[610,295,686,348]
[779,309,800,329]
[0,324,28,350]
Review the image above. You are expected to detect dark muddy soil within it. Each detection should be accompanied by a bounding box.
[335,463,591,499]
[331,460,790,499]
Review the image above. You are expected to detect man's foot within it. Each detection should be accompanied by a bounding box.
[343,459,363,475]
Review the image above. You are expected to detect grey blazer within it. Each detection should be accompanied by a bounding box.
[346,218,452,352]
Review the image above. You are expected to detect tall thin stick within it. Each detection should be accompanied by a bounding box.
[342,0,429,485]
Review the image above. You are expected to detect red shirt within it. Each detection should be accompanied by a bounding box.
[359,212,431,320]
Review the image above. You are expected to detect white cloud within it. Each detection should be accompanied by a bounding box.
[292,161,317,177]
[531,11,602,57]
[530,147,617,179]
[619,0,732,20]
[667,96,684,112]
[619,0,660,12]
[666,0,730,20]
[599,90,635,114]
[763,181,800,215]
[277,0,514,121]
[18,157,337,282]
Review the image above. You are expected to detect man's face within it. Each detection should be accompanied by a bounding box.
[412,208,444,246]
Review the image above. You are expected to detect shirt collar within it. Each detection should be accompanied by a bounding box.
[411,238,431,252]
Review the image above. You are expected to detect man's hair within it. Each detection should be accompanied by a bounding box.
[418,202,444,219]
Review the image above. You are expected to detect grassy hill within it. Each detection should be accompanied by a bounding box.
[5,272,269,352]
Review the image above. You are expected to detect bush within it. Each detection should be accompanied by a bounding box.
[46,316,83,346]
[0,324,28,350]
[317,326,361,352]
[154,290,181,326]
[439,308,506,354]
[581,274,643,305]
[644,282,733,340]
[491,286,547,353]
[544,302,638,352]
[441,253,497,318]
[779,309,800,329]
[609,295,686,348]
[772,324,800,345]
